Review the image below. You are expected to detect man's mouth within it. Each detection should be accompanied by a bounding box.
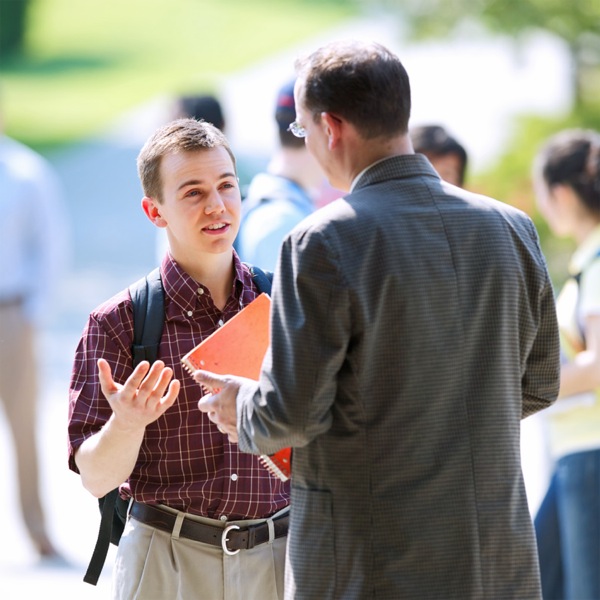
[203,222,230,234]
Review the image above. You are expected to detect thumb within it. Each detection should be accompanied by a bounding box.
[192,369,225,393]
[97,358,118,395]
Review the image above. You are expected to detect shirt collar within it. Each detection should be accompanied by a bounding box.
[159,252,246,315]
[569,223,600,275]
[350,156,397,192]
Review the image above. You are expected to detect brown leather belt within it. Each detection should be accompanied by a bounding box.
[130,502,289,554]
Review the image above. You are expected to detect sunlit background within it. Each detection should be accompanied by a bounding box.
[1,0,599,596]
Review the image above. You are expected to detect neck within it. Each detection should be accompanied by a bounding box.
[267,147,322,194]
[336,133,414,192]
[172,249,235,310]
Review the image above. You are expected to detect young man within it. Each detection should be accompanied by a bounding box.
[68,119,289,600]
[195,41,560,599]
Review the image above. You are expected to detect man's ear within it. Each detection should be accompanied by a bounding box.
[321,112,343,151]
[141,197,167,228]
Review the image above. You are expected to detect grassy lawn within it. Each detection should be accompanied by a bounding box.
[1,0,357,151]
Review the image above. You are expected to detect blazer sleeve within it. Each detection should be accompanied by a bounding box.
[237,225,350,455]
[521,219,561,419]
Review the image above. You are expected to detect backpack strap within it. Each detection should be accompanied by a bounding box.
[572,248,600,343]
[84,268,165,586]
[245,263,273,295]
[83,488,119,584]
[130,267,164,366]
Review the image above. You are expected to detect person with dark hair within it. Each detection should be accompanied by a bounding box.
[235,79,325,271]
[410,124,468,187]
[68,118,289,599]
[194,40,560,599]
[532,128,600,600]
[172,94,226,131]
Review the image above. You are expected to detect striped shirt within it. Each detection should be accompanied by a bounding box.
[68,253,289,520]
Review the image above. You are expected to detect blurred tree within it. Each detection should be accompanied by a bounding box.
[0,0,30,56]
[384,0,600,107]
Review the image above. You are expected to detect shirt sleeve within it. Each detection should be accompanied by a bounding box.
[25,160,71,325]
[580,260,600,317]
[237,226,349,455]
[237,201,310,272]
[67,293,133,472]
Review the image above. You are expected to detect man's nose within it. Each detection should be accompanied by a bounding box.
[205,188,226,214]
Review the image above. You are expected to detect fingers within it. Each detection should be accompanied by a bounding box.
[197,392,217,414]
[97,358,116,395]
[193,369,225,394]
[100,358,179,412]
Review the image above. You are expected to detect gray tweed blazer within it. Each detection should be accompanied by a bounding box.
[238,154,559,600]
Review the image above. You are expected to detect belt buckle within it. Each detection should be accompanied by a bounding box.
[221,524,240,556]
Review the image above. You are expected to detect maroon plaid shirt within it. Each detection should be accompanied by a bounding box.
[68,254,289,520]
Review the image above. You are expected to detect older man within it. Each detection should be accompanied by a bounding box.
[196,40,560,599]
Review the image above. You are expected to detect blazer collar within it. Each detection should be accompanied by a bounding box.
[353,154,439,191]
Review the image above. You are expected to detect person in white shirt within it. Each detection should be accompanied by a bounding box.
[0,119,70,561]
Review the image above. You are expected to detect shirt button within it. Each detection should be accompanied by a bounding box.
[231,473,238,481]
[187,311,193,317]
[218,319,224,327]
[220,515,227,522]
[197,288,204,295]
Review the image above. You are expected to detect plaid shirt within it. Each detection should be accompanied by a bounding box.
[68,253,289,520]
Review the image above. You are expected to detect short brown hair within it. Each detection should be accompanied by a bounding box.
[295,40,411,140]
[137,118,236,202]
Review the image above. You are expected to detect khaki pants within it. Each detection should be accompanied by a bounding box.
[113,506,288,600]
[0,303,50,550]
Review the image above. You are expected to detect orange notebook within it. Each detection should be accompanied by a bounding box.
[181,293,291,481]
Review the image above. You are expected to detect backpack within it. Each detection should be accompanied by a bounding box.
[83,264,273,585]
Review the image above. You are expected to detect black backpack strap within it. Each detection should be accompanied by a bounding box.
[84,268,165,586]
[130,267,164,366]
[245,263,273,295]
[83,488,119,585]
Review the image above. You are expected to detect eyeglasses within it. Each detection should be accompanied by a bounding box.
[287,121,306,138]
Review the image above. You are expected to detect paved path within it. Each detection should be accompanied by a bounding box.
[0,14,562,597]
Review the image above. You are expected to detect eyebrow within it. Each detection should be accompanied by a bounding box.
[177,172,237,191]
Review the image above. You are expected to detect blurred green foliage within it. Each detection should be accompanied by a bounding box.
[391,0,600,105]
[0,0,356,151]
[0,0,29,55]
[470,103,600,286]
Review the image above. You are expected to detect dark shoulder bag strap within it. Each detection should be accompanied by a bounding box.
[245,263,273,295]
[572,248,600,343]
[84,268,164,586]
[131,267,164,365]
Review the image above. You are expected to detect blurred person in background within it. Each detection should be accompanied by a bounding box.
[234,78,326,272]
[532,128,600,600]
[171,93,226,131]
[411,124,468,188]
[0,112,70,562]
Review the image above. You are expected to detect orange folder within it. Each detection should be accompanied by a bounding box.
[181,293,271,378]
[181,293,291,481]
